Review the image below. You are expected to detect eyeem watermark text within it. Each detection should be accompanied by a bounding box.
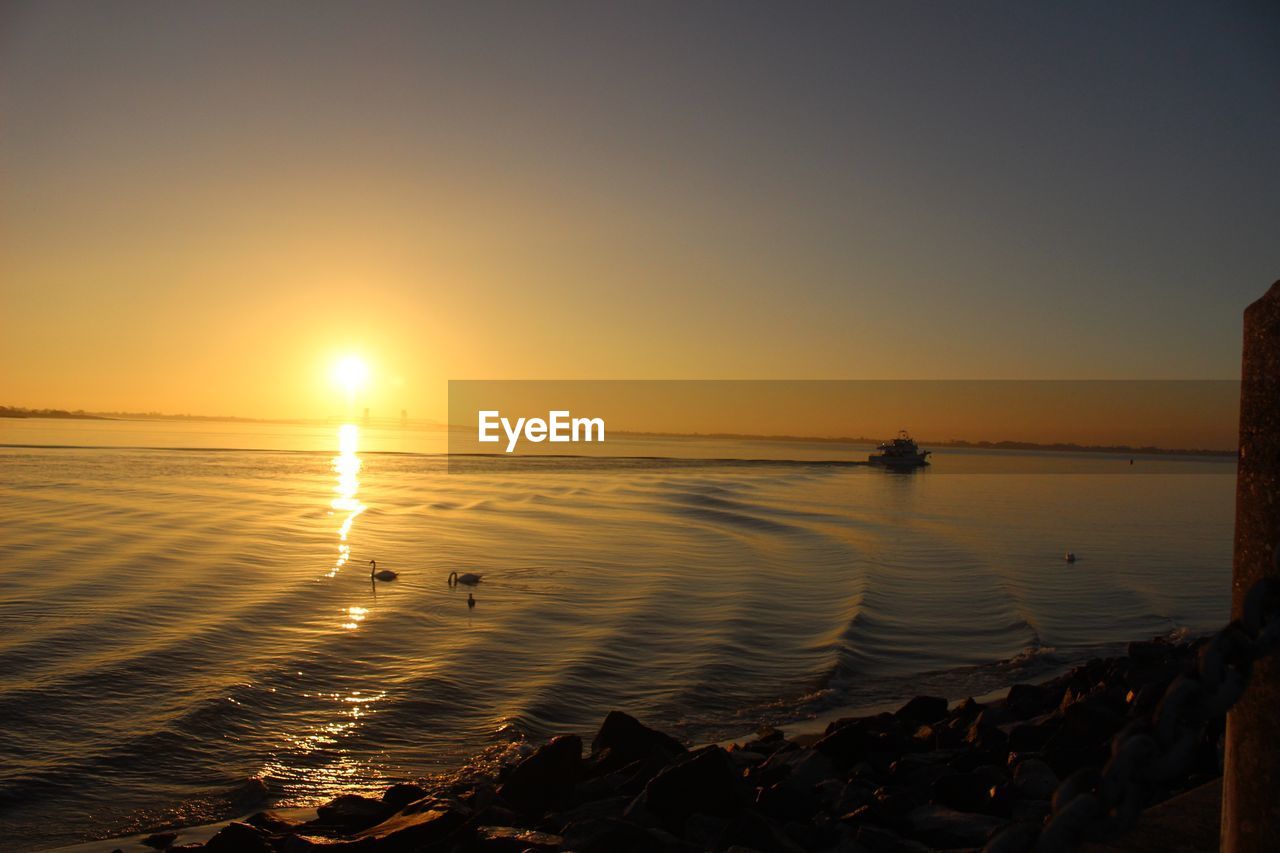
[478,410,606,453]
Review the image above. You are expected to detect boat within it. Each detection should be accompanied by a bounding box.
[868,430,931,468]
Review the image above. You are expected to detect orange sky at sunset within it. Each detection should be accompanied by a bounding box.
[2,3,1277,438]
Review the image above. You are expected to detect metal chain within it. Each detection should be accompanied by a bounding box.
[984,547,1280,853]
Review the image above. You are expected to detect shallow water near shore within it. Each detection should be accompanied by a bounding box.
[0,419,1235,848]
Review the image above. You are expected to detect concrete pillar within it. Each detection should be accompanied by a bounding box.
[1223,279,1280,852]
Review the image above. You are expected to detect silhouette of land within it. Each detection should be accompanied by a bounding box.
[2,406,1234,457]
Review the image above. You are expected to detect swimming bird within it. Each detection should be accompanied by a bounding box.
[369,559,398,581]
[449,571,482,586]
[1065,552,1077,563]
[467,593,475,609]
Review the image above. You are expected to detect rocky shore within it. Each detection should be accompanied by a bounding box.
[128,636,1221,853]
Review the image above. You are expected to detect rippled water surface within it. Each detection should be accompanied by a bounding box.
[0,420,1235,848]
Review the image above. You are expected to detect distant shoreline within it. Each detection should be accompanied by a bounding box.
[1,406,1236,457]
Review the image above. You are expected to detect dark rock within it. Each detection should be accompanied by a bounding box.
[742,726,786,754]
[245,811,302,833]
[815,718,901,769]
[561,817,676,853]
[781,816,841,852]
[474,825,562,852]
[930,767,1006,813]
[1127,638,1171,663]
[871,785,920,824]
[142,833,179,850]
[381,782,429,811]
[856,823,931,852]
[907,803,1004,848]
[1042,698,1125,775]
[1006,683,1052,719]
[950,746,1010,774]
[1010,797,1052,822]
[964,718,1009,753]
[627,745,745,829]
[590,711,686,774]
[498,733,582,815]
[582,755,670,798]
[838,803,881,828]
[949,697,985,725]
[1007,719,1059,752]
[1012,758,1059,800]
[472,803,522,827]
[356,805,467,849]
[972,705,1014,728]
[204,822,272,853]
[728,748,768,772]
[716,809,807,853]
[828,780,875,815]
[889,751,955,788]
[756,781,819,822]
[310,794,392,832]
[987,780,1017,817]
[812,778,849,810]
[755,746,835,790]
[549,795,630,830]
[683,812,731,849]
[895,695,949,725]
[279,836,372,852]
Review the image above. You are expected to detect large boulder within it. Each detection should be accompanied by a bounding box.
[907,804,1005,848]
[245,811,302,833]
[716,809,808,853]
[930,767,1007,813]
[1012,758,1059,800]
[498,734,583,815]
[1005,683,1053,719]
[627,745,746,829]
[895,695,949,725]
[204,822,272,853]
[561,817,681,853]
[590,712,687,774]
[1042,697,1126,775]
[381,782,429,811]
[308,794,393,833]
[814,716,904,769]
[355,805,467,850]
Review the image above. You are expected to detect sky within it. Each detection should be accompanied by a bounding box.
[2,1,1278,427]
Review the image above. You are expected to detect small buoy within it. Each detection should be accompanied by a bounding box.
[1065,552,1077,563]
[467,593,476,609]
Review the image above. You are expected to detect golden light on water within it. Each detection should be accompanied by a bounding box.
[327,423,366,579]
[342,606,369,631]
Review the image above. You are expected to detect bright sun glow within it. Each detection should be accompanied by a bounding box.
[333,356,369,396]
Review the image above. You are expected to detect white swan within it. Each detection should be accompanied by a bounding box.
[449,571,482,586]
[369,559,398,581]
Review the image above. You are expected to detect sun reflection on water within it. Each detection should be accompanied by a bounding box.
[342,606,368,631]
[263,425,389,801]
[327,424,366,579]
[260,689,392,804]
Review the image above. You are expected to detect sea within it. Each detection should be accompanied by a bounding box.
[0,418,1236,848]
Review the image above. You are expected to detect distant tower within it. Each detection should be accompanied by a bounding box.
[362,407,370,425]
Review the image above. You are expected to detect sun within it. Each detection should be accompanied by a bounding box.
[333,355,370,396]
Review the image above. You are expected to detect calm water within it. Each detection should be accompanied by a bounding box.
[0,419,1235,848]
